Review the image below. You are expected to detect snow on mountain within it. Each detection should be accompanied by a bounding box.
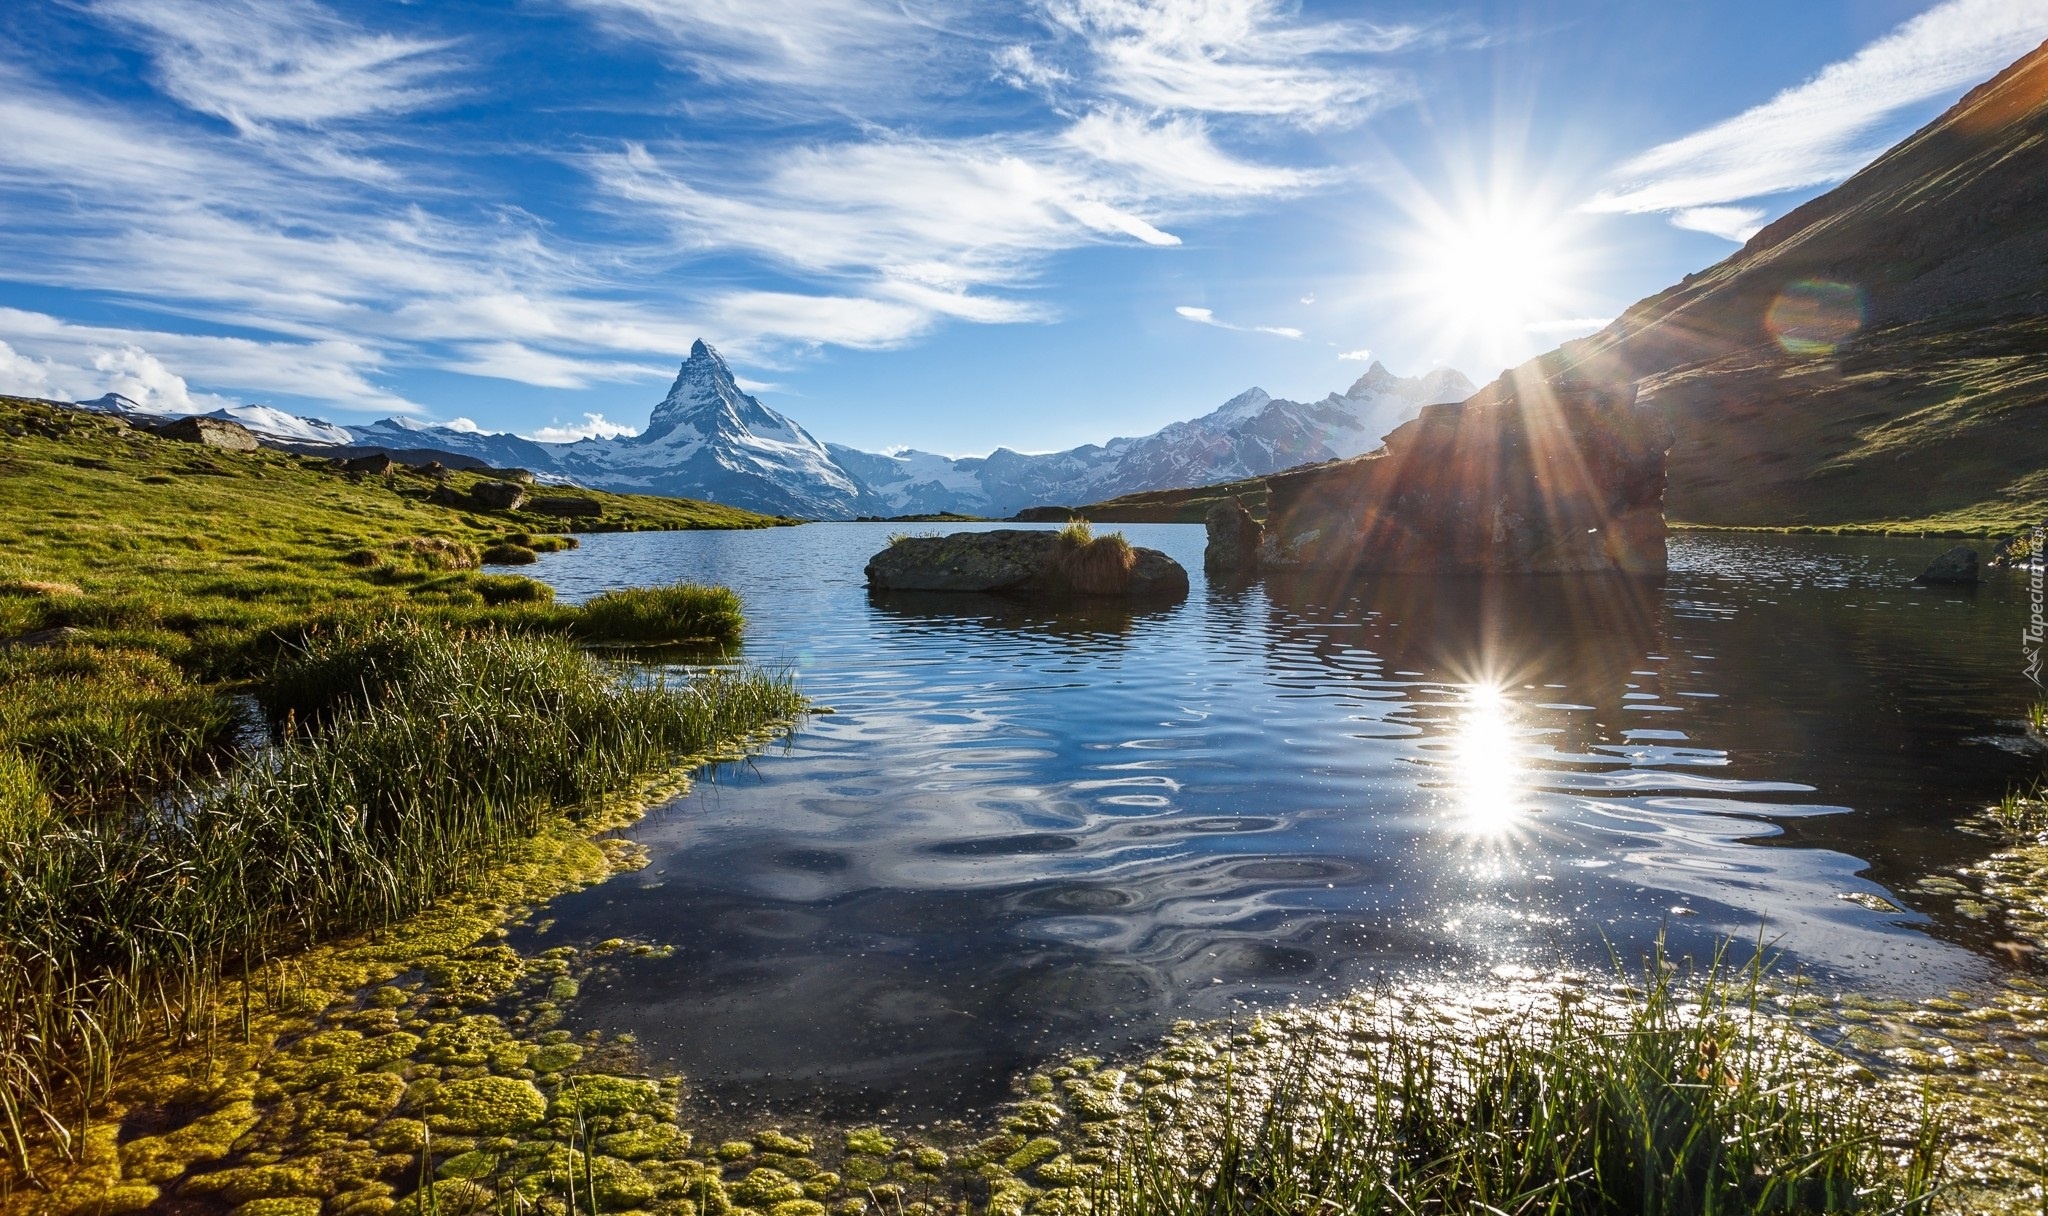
[68,343,1472,521]
[547,340,865,518]
[206,404,353,445]
[832,360,1475,517]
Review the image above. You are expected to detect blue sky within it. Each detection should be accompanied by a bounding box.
[1,0,2044,455]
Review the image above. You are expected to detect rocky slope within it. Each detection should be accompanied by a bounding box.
[1492,37,2048,529]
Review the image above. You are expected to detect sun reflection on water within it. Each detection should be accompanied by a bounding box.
[1449,682,1526,838]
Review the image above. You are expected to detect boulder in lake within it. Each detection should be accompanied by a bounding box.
[1258,371,1673,575]
[156,415,260,452]
[1203,497,1264,575]
[1916,545,1979,584]
[866,529,1188,600]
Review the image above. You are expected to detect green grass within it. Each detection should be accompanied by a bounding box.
[1092,949,1941,1216]
[574,583,746,645]
[1051,520,1138,594]
[0,620,803,1176]
[0,397,809,1177]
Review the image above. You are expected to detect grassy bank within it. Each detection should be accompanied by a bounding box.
[0,394,814,1188]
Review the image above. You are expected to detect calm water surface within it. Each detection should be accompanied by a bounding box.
[524,525,2040,1118]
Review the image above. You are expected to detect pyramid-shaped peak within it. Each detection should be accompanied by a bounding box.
[688,337,716,361]
[1344,361,1399,398]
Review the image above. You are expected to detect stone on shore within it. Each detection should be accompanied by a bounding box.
[1257,372,1674,575]
[156,415,260,452]
[469,481,530,511]
[1916,546,1979,584]
[865,529,1188,600]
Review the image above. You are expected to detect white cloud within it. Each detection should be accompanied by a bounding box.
[1175,305,1300,338]
[525,412,641,442]
[93,0,456,133]
[994,44,1071,92]
[1587,0,2048,216]
[443,342,669,389]
[558,0,955,108]
[1063,107,1321,197]
[1668,205,1767,243]
[1337,348,1373,361]
[1300,293,1315,304]
[1038,0,1418,128]
[0,308,417,414]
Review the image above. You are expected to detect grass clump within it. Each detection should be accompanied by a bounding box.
[576,582,745,645]
[480,542,538,566]
[1052,520,1138,595]
[1088,951,1941,1216]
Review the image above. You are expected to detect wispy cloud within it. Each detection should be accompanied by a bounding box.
[1337,348,1373,361]
[1037,0,1419,128]
[525,412,641,442]
[0,308,416,413]
[93,0,457,133]
[1587,0,2048,229]
[1175,305,1301,338]
[1668,206,1766,243]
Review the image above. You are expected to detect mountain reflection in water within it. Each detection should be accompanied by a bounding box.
[522,525,2033,1119]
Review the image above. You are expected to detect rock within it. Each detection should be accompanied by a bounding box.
[343,453,394,475]
[1257,373,1674,575]
[526,495,604,517]
[1203,498,1264,574]
[428,485,466,506]
[468,481,529,511]
[156,415,260,451]
[481,467,536,484]
[866,529,1188,600]
[1916,545,1979,584]
[1,626,85,648]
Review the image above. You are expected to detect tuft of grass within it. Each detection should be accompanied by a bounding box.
[480,542,539,566]
[1991,783,2048,842]
[1052,520,1138,594]
[1094,948,1942,1216]
[576,583,745,645]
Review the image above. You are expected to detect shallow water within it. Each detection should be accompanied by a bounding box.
[523,525,2041,1120]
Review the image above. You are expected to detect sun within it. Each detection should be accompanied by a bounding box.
[1377,172,1601,373]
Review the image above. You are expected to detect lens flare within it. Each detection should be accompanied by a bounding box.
[1765,280,1864,356]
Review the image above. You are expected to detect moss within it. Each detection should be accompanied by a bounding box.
[546,1074,668,1120]
[210,1162,324,1203]
[529,1042,584,1073]
[597,1124,691,1161]
[393,1178,492,1216]
[842,1127,894,1156]
[753,1129,812,1155]
[907,1146,947,1172]
[717,1140,755,1161]
[427,1076,547,1135]
[229,1201,323,1216]
[1002,1138,1062,1173]
[770,1202,828,1216]
[730,1168,805,1207]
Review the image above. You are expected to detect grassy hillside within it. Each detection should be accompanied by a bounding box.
[1482,39,2048,531]
[1033,473,1271,524]
[0,395,787,655]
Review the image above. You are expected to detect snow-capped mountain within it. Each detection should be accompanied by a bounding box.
[829,361,1475,517]
[71,343,1472,519]
[73,392,354,444]
[546,340,863,518]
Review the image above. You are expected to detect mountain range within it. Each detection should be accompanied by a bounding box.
[78,343,1472,520]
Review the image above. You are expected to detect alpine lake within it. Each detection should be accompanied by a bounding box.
[517,523,2048,1124]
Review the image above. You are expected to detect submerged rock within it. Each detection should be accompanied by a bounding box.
[1258,372,1673,575]
[1917,545,1979,584]
[1203,498,1264,575]
[865,529,1188,600]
